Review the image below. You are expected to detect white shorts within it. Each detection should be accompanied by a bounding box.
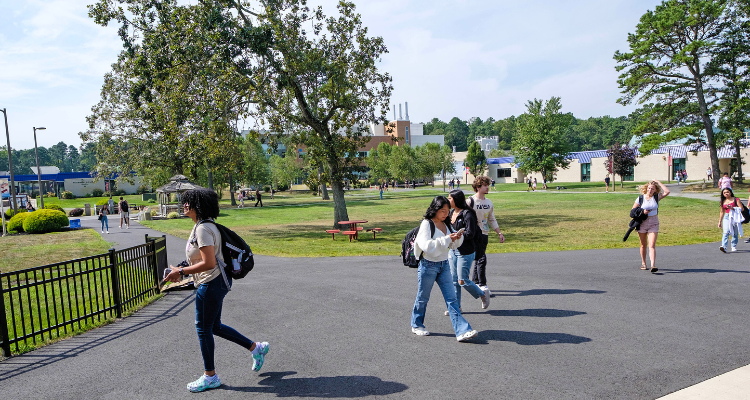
[120,212,130,219]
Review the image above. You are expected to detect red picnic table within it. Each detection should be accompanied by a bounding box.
[338,220,368,241]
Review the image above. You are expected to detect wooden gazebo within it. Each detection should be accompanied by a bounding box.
[154,175,206,216]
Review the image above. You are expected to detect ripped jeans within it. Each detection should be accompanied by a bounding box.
[195,276,254,371]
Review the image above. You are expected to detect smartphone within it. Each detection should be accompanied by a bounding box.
[457,227,465,235]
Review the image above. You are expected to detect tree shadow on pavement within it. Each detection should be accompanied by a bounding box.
[494,289,606,296]
[472,330,592,346]
[463,309,586,318]
[222,371,408,397]
[0,293,193,381]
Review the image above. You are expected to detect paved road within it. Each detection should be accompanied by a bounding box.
[2,210,750,399]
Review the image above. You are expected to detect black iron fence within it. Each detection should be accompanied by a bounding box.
[0,235,167,357]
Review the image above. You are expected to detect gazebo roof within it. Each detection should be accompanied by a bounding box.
[169,174,190,182]
[155,178,206,193]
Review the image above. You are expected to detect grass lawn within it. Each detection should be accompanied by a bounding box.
[141,188,719,257]
[0,229,113,273]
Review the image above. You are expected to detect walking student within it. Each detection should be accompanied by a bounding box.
[445,189,490,315]
[605,175,611,192]
[411,195,478,342]
[254,188,263,207]
[532,178,537,191]
[469,176,505,291]
[99,203,110,234]
[163,189,269,393]
[719,172,732,190]
[118,196,130,229]
[718,188,743,253]
[238,192,244,208]
[632,180,670,273]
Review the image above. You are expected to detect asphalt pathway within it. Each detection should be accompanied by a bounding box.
[2,200,749,399]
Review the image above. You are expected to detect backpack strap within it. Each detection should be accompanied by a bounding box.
[428,219,435,238]
[194,220,231,291]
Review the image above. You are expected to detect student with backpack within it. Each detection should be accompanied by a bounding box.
[162,189,268,393]
[445,189,490,314]
[468,176,505,292]
[410,195,478,342]
[118,196,130,229]
[632,180,670,272]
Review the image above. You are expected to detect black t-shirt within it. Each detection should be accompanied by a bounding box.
[446,209,478,255]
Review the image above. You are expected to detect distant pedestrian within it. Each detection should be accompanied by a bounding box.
[162,189,269,393]
[719,172,732,190]
[108,195,115,214]
[682,169,687,182]
[718,187,743,253]
[542,177,548,190]
[379,185,383,200]
[254,188,263,207]
[99,204,109,234]
[605,175,610,193]
[532,178,537,191]
[449,179,454,190]
[456,179,460,189]
[490,179,496,191]
[633,180,670,273]
[527,176,532,191]
[118,196,130,229]
[238,193,244,208]
[411,195,477,342]
[707,167,712,182]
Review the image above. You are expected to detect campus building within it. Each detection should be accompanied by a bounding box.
[0,169,146,198]
[485,142,750,184]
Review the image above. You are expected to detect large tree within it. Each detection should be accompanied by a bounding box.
[606,144,640,188]
[511,97,573,181]
[614,0,731,186]
[465,141,488,178]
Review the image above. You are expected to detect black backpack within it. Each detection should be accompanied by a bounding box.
[198,220,254,279]
[467,197,486,247]
[401,220,441,268]
[120,201,129,212]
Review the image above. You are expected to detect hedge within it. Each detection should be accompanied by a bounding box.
[45,204,65,213]
[166,211,180,219]
[8,212,31,232]
[96,198,112,206]
[23,209,70,234]
[92,188,104,197]
[5,208,26,219]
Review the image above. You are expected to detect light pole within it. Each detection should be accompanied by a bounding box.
[1,108,17,212]
[33,126,46,209]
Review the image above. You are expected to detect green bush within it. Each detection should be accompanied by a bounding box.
[8,211,31,232]
[61,190,75,199]
[136,185,150,194]
[95,198,111,206]
[277,182,289,191]
[44,204,65,213]
[84,193,91,198]
[92,188,104,197]
[147,199,156,203]
[116,189,127,196]
[263,185,271,193]
[150,209,158,217]
[166,211,179,219]
[5,208,27,219]
[23,209,69,233]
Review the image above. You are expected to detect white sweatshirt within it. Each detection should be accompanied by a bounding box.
[470,195,500,235]
[414,219,463,262]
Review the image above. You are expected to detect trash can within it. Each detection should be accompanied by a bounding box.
[84,203,91,216]
[69,219,81,229]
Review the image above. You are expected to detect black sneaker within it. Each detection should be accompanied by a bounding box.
[720,247,727,253]
[745,238,750,243]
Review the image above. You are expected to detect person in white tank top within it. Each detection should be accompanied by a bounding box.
[632,180,670,273]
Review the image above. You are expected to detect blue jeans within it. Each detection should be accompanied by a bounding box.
[411,258,473,337]
[195,276,254,371]
[100,215,108,231]
[449,249,483,308]
[722,215,739,250]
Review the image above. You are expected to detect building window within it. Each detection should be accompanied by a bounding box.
[497,168,512,178]
[623,165,634,181]
[405,126,410,145]
[358,151,368,158]
[581,163,591,182]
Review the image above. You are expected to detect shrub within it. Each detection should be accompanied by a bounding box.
[69,208,84,217]
[166,211,179,219]
[45,204,65,213]
[8,211,31,232]
[277,182,289,191]
[84,193,91,198]
[150,208,158,217]
[147,199,156,203]
[92,188,104,197]
[136,185,149,194]
[263,185,271,193]
[95,198,111,206]
[61,190,75,199]
[5,208,23,218]
[23,209,69,233]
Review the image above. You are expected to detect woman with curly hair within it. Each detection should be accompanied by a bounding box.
[163,189,269,393]
[411,195,478,342]
[632,180,670,273]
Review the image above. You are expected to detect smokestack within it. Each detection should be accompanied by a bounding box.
[405,102,409,120]
[399,104,403,120]
[393,105,396,121]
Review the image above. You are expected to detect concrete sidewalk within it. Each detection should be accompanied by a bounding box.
[2,237,750,399]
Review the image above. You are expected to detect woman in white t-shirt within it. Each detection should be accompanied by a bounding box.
[163,189,268,393]
[411,195,478,342]
[632,180,670,273]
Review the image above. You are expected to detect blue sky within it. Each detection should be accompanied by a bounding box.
[0,0,661,150]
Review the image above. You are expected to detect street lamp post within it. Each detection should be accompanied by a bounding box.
[33,127,46,209]
[1,108,17,212]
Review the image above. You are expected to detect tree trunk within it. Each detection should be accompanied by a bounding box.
[207,170,214,191]
[229,173,236,206]
[319,165,329,200]
[442,170,446,192]
[330,180,350,228]
[694,76,721,188]
[735,141,743,184]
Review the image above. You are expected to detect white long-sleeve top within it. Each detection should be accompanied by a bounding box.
[470,195,500,235]
[414,219,463,262]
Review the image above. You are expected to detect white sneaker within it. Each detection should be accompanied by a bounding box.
[456,329,478,342]
[732,247,737,252]
[444,308,463,316]
[481,290,490,309]
[484,287,492,298]
[106,231,110,234]
[411,327,430,336]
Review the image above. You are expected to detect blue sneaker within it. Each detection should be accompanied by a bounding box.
[252,342,269,372]
[187,374,221,393]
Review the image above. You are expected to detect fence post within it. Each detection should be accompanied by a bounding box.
[147,238,159,294]
[0,278,11,357]
[109,248,123,318]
